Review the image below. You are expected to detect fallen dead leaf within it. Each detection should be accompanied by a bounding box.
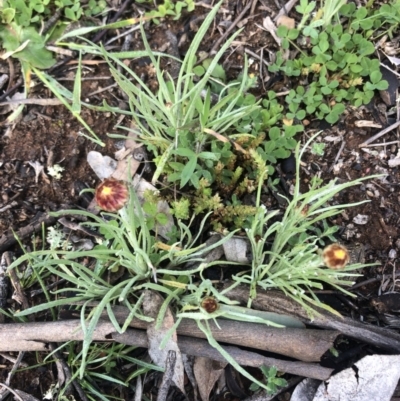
[310,355,400,401]
[111,155,141,181]
[262,16,281,46]
[142,290,185,394]
[203,128,248,154]
[354,120,382,128]
[87,151,117,180]
[276,15,296,29]
[111,128,143,181]
[194,357,227,401]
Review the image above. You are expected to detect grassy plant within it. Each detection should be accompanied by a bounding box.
[102,5,258,179]
[319,0,348,27]
[33,62,105,146]
[6,132,381,397]
[55,2,303,230]
[26,16,160,146]
[7,186,239,377]
[0,0,107,130]
[230,134,380,316]
[7,184,287,393]
[2,1,390,396]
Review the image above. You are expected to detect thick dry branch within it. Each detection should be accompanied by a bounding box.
[223,282,400,351]
[107,306,338,362]
[0,320,333,381]
[114,329,333,381]
[0,313,337,363]
[0,320,115,351]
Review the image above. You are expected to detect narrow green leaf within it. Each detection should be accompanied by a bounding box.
[180,156,198,188]
[72,52,82,114]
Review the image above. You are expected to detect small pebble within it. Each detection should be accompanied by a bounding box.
[353,214,369,225]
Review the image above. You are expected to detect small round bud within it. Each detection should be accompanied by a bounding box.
[322,243,350,270]
[200,296,219,314]
[95,179,129,212]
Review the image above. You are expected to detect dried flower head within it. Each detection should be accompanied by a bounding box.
[322,243,350,270]
[200,296,219,314]
[296,203,309,217]
[95,179,129,212]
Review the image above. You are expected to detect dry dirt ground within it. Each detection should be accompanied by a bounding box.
[1,0,400,400]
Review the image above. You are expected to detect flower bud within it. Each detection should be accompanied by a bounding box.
[322,243,350,270]
[95,179,129,212]
[200,296,219,314]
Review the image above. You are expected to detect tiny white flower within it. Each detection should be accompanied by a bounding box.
[47,164,64,180]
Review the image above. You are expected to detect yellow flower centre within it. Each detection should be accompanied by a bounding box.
[101,186,113,196]
[334,249,346,259]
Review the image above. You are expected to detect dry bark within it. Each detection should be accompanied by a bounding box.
[0,320,333,380]
[0,320,115,351]
[106,305,338,362]
[115,329,333,381]
[0,312,338,362]
[222,282,400,351]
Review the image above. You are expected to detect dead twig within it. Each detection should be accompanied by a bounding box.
[223,281,400,351]
[0,321,333,380]
[328,140,346,173]
[244,47,270,67]
[106,306,338,362]
[114,329,333,381]
[0,352,25,401]
[0,384,24,401]
[351,272,400,290]
[362,140,400,147]
[0,352,27,367]
[49,343,89,401]
[0,212,57,253]
[0,254,8,314]
[359,120,400,147]
[91,0,134,44]
[5,252,33,319]
[209,0,253,55]
[0,98,63,106]
[274,0,299,22]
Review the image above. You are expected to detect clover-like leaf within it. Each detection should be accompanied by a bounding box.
[0,23,55,69]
